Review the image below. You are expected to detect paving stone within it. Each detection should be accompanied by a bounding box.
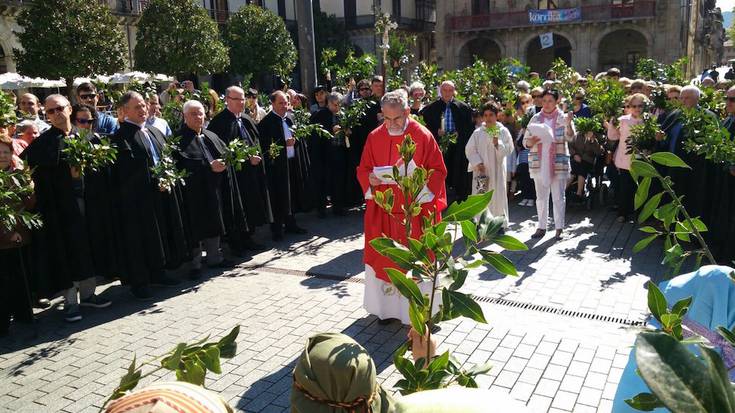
[535,378,561,398]
[552,390,578,410]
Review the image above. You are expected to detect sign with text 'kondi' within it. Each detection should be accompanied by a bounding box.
[528,8,582,24]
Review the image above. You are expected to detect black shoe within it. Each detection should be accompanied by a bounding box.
[377,318,393,325]
[209,259,235,269]
[531,229,546,239]
[188,268,203,280]
[130,285,155,301]
[284,225,307,234]
[272,232,284,242]
[151,274,181,287]
[242,239,267,251]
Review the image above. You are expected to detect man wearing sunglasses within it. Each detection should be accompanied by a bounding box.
[21,94,111,323]
[76,82,118,136]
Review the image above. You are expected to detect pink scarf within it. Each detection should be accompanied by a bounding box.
[538,108,558,184]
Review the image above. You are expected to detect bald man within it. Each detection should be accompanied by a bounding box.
[18,93,49,134]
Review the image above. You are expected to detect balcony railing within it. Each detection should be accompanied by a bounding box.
[448,1,656,31]
[340,14,436,31]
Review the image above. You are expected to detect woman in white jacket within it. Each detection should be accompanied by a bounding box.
[465,102,514,228]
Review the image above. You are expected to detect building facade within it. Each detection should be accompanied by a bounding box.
[436,0,726,77]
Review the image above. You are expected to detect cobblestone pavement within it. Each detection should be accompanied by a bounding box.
[0,201,671,413]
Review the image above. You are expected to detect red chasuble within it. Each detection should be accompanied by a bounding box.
[357,118,447,282]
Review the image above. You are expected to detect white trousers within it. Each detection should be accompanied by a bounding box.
[534,175,567,230]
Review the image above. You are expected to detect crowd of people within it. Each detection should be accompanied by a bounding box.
[1,61,735,335]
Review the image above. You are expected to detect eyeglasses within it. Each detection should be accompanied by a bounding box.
[46,105,67,115]
[226,96,245,102]
[75,118,94,125]
[726,97,735,103]
[79,93,97,100]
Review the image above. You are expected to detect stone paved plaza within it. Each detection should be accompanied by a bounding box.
[0,202,673,413]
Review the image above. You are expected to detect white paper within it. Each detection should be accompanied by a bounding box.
[372,160,417,184]
[527,123,554,146]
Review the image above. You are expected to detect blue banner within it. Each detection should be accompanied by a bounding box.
[528,8,582,24]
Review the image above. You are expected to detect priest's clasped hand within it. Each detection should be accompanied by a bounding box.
[249,155,262,166]
[285,137,296,147]
[210,159,226,173]
[476,163,486,173]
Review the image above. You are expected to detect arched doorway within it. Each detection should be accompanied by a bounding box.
[458,38,502,69]
[525,34,572,74]
[597,29,648,76]
[0,44,7,74]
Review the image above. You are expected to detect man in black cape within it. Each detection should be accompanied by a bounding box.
[20,94,110,322]
[711,87,735,265]
[258,91,309,241]
[310,92,348,217]
[207,86,271,252]
[112,92,188,299]
[346,87,381,207]
[657,85,718,221]
[420,80,475,201]
[176,100,234,278]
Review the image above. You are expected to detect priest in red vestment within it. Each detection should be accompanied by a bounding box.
[357,90,447,324]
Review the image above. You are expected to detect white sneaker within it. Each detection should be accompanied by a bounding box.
[527,199,535,207]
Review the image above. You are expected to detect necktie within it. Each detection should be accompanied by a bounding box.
[141,128,160,165]
[444,105,455,133]
[198,134,215,163]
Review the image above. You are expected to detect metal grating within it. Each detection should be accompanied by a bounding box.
[249,265,645,327]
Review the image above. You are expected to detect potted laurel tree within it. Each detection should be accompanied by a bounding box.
[370,135,528,394]
[101,326,240,411]
[624,120,735,412]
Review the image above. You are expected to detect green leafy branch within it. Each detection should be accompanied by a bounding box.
[101,326,239,411]
[150,136,188,193]
[370,135,527,395]
[630,152,715,275]
[222,139,260,172]
[62,132,117,176]
[268,142,284,159]
[290,108,332,141]
[0,168,42,233]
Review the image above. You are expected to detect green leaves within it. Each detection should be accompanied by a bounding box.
[630,160,659,178]
[631,332,735,413]
[625,393,665,411]
[443,192,493,222]
[151,136,189,193]
[105,326,240,408]
[493,235,528,251]
[62,134,118,176]
[637,192,662,224]
[385,268,425,306]
[135,0,229,75]
[646,281,668,325]
[0,168,43,233]
[633,235,658,254]
[649,152,690,169]
[444,290,487,324]
[479,250,518,276]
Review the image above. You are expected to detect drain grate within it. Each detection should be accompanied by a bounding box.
[249,265,645,327]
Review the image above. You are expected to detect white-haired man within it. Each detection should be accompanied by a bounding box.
[408,81,426,115]
[207,85,270,253]
[21,94,111,322]
[357,90,447,325]
[657,84,716,220]
[419,80,475,201]
[175,99,234,278]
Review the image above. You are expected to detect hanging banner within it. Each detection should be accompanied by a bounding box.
[528,8,582,25]
[539,32,554,49]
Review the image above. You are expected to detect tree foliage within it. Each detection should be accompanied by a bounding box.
[134,0,229,76]
[13,0,126,93]
[313,7,354,84]
[226,5,297,85]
